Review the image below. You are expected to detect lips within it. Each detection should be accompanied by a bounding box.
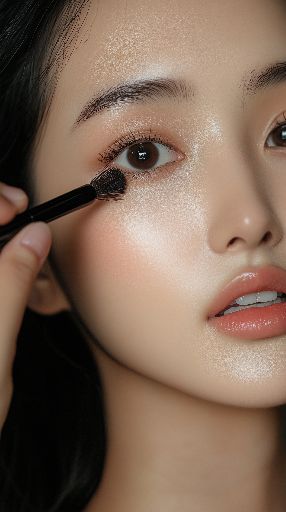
[207,265,286,319]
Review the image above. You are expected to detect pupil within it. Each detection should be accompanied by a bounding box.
[127,142,159,171]
[273,125,286,145]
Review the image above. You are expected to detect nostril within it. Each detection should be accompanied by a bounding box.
[228,237,239,247]
[262,231,272,243]
[227,231,272,249]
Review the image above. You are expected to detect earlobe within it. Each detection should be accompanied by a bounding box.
[27,259,71,315]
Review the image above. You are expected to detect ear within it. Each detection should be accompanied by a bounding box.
[27,259,71,315]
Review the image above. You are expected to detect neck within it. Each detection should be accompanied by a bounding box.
[86,347,286,512]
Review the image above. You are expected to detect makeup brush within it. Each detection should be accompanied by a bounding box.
[0,168,127,249]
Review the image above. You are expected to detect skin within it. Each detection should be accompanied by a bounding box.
[0,188,51,432]
[28,0,286,509]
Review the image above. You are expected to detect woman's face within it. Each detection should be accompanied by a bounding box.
[34,0,286,407]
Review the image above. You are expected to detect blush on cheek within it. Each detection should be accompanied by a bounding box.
[59,212,149,321]
[79,215,144,285]
[54,207,207,394]
[59,213,179,359]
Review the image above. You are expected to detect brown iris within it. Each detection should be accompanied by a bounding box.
[271,124,286,146]
[127,142,159,171]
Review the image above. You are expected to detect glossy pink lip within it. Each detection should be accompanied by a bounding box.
[207,265,286,319]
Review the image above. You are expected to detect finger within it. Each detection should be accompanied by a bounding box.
[0,222,52,377]
[0,183,28,213]
[0,185,29,225]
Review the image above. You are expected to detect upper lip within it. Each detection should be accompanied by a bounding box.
[207,265,286,319]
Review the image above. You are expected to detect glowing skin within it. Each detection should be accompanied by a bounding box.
[30,0,286,510]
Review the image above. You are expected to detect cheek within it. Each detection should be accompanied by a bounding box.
[49,195,286,409]
[52,203,206,385]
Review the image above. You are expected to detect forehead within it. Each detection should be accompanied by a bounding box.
[51,0,286,117]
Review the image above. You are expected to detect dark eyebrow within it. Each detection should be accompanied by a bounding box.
[73,62,286,129]
[72,78,194,129]
[242,61,286,98]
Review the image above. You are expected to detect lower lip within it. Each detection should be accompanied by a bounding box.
[208,302,286,340]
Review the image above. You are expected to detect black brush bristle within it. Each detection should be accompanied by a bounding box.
[91,168,127,201]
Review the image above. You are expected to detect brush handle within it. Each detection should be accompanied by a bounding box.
[0,184,96,248]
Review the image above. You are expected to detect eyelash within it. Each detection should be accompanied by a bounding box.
[268,111,286,145]
[98,128,178,178]
[97,114,286,179]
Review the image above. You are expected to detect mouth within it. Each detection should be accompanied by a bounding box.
[214,291,286,317]
[207,265,286,340]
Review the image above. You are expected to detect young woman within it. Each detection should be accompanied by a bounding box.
[1,0,286,510]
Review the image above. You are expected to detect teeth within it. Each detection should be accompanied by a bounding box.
[235,291,278,306]
[214,291,286,318]
[223,298,284,316]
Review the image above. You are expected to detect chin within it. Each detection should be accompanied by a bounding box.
[193,378,286,410]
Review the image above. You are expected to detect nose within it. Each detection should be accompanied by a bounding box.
[207,156,283,255]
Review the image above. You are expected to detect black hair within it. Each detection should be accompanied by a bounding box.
[0,1,106,510]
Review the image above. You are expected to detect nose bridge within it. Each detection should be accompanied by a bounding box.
[207,136,263,206]
[205,136,282,254]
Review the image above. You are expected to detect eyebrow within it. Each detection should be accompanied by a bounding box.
[73,61,286,129]
[243,61,286,97]
[73,78,193,129]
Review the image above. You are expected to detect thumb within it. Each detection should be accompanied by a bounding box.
[0,222,52,364]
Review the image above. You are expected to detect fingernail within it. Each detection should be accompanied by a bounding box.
[19,222,52,262]
[1,184,27,207]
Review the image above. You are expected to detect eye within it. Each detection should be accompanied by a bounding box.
[98,130,184,178]
[113,140,180,174]
[265,119,286,148]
